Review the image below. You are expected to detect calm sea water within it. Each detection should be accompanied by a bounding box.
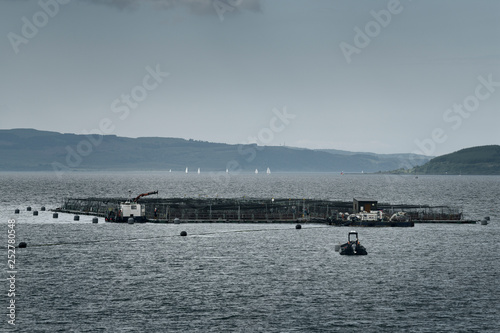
[1,172,499,332]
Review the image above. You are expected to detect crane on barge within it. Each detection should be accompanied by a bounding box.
[133,191,158,202]
[106,190,158,223]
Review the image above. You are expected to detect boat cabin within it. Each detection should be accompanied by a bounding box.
[353,198,378,213]
[120,201,145,218]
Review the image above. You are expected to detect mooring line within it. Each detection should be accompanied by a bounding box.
[22,225,331,248]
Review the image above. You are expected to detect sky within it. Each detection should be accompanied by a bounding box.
[1,0,499,156]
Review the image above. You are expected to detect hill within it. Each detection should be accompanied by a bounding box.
[410,145,500,175]
[0,128,430,172]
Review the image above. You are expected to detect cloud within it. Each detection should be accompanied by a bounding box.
[82,0,262,15]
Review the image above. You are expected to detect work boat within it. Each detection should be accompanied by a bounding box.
[105,191,158,223]
[339,231,368,255]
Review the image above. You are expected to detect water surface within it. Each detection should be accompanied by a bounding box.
[1,172,498,332]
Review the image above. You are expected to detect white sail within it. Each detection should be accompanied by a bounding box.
[266,167,271,174]
[185,167,188,173]
[226,168,229,173]
[198,168,201,174]
[255,169,258,174]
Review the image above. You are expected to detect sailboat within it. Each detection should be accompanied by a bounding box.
[255,169,258,174]
[266,167,271,175]
[197,168,201,174]
[226,168,229,173]
[185,167,188,174]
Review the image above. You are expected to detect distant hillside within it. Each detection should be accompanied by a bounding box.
[319,149,432,170]
[410,145,500,175]
[0,129,430,172]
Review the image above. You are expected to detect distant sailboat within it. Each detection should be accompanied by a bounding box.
[185,167,188,174]
[226,168,229,173]
[266,167,271,175]
[198,168,201,174]
[255,169,258,174]
[169,169,172,173]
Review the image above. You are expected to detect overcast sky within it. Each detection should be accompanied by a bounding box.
[1,0,499,155]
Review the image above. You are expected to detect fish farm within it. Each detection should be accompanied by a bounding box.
[54,196,474,226]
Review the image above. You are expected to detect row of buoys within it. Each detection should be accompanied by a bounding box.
[16,207,45,214]
[22,207,46,212]
[15,208,99,223]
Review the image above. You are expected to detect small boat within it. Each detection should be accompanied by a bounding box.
[198,168,201,174]
[185,167,188,173]
[339,231,367,255]
[255,169,258,174]
[267,167,271,175]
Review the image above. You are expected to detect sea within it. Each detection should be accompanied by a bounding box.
[1,172,499,332]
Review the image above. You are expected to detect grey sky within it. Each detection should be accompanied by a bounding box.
[1,0,499,155]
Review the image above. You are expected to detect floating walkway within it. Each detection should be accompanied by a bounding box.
[53,197,476,226]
